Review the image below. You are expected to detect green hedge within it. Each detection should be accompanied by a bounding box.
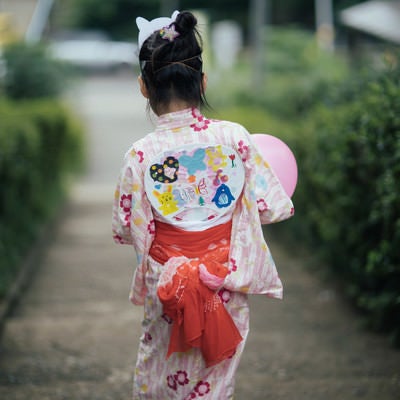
[294,64,400,344]
[0,41,68,100]
[0,100,84,298]
[207,27,349,119]
[210,46,400,345]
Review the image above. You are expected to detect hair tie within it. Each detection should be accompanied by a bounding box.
[136,10,180,50]
[140,55,202,74]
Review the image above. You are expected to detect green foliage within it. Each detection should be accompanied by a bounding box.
[0,100,85,298]
[0,41,68,100]
[208,27,350,119]
[54,0,361,40]
[258,28,344,117]
[209,24,400,345]
[294,62,400,345]
[58,0,159,39]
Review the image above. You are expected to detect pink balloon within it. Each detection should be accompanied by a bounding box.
[252,133,298,197]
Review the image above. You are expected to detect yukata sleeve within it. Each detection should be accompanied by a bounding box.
[112,154,134,246]
[112,148,142,245]
[112,147,154,305]
[248,136,294,224]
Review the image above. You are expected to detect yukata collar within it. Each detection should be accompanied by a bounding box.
[155,107,202,131]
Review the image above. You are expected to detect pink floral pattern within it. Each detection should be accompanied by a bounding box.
[167,370,190,392]
[174,370,189,386]
[147,219,155,235]
[190,108,210,131]
[237,140,249,161]
[120,194,132,212]
[137,150,144,163]
[167,375,178,391]
[195,381,211,396]
[218,288,231,303]
[230,258,238,273]
[257,198,268,212]
[123,213,131,227]
[191,108,202,119]
[119,194,132,227]
[113,234,124,244]
[144,332,152,343]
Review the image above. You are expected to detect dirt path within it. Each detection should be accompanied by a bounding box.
[0,75,399,400]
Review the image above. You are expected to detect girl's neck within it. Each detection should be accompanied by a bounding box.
[156,100,194,116]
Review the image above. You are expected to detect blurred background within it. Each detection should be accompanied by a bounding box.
[0,0,399,349]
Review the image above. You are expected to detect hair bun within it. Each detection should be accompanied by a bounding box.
[174,11,197,35]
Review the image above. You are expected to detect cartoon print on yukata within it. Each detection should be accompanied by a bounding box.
[153,185,179,215]
[212,168,229,187]
[205,145,228,172]
[145,144,245,224]
[228,153,236,167]
[150,156,179,183]
[212,183,235,208]
[178,148,207,176]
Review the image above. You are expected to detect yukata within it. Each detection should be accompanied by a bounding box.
[112,107,294,399]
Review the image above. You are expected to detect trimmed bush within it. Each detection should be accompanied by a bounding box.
[207,27,349,119]
[292,63,400,345]
[0,41,68,100]
[0,100,84,298]
[210,34,400,345]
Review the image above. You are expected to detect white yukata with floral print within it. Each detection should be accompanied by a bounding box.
[112,108,294,399]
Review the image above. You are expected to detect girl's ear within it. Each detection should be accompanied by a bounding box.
[138,75,149,98]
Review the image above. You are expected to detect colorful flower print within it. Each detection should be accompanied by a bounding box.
[238,140,249,162]
[229,153,236,167]
[257,198,268,212]
[218,288,231,303]
[144,332,152,344]
[191,108,210,131]
[147,219,155,235]
[137,150,144,163]
[167,370,190,392]
[191,119,210,131]
[120,194,132,213]
[230,258,238,273]
[191,108,202,119]
[130,149,144,163]
[124,212,131,227]
[194,380,211,396]
[167,375,177,391]
[174,370,189,386]
[113,234,124,244]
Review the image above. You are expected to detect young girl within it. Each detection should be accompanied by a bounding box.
[112,10,294,399]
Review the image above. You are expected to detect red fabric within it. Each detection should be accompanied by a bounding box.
[150,220,243,367]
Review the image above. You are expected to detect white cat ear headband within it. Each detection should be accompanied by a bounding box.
[136,10,180,50]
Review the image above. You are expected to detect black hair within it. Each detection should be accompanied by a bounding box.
[139,11,209,115]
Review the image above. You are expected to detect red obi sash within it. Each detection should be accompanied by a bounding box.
[149,220,243,368]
